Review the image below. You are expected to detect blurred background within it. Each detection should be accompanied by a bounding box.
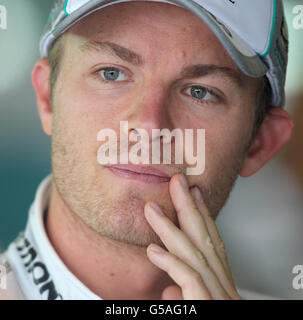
[0,0,302,299]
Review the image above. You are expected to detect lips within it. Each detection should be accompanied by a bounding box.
[105,164,171,183]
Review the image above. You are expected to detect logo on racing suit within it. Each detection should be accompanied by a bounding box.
[15,233,63,300]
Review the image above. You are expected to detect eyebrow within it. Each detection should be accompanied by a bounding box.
[80,40,144,66]
[180,64,244,87]
[81,40,244,87]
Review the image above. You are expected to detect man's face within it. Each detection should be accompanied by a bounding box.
[50,2,260,247]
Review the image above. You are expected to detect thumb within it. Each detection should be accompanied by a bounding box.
[161,285,183,300]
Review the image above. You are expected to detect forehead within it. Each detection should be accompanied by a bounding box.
[66,2,231,60]
[58,0,254,87]
[70,1,208,35]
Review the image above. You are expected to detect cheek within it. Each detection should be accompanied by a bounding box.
[54,77,129,162]
[187,113,252,185]
[206,119,252,177]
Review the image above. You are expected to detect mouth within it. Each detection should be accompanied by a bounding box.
[105,164,171,184]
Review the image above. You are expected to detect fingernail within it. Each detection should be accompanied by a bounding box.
[149,244,166,253]
[179,174,188,190]
[148,201,164,216]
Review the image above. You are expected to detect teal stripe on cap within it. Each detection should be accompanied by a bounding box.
[259,0,277,57]
[64,0,70,16]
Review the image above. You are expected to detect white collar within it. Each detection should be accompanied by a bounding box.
[6,175,101,300]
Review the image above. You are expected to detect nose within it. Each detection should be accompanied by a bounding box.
[124,83,173,142]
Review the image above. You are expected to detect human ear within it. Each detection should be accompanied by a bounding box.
[240,107,293,177]
[31,58,52,136]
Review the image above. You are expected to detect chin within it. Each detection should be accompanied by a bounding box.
[93,194,174,247]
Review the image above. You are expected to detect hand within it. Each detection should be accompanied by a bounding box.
[144,173,242,300]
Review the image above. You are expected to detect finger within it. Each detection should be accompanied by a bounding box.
[161,285,183,300]
[190,186,234,282]
[146,244,216,300]
[144,202,230,299]
[168,174,239,298]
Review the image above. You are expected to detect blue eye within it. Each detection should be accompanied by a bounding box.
[191,86,207,99]
[184,85,216,102]
[99,67,128,82]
